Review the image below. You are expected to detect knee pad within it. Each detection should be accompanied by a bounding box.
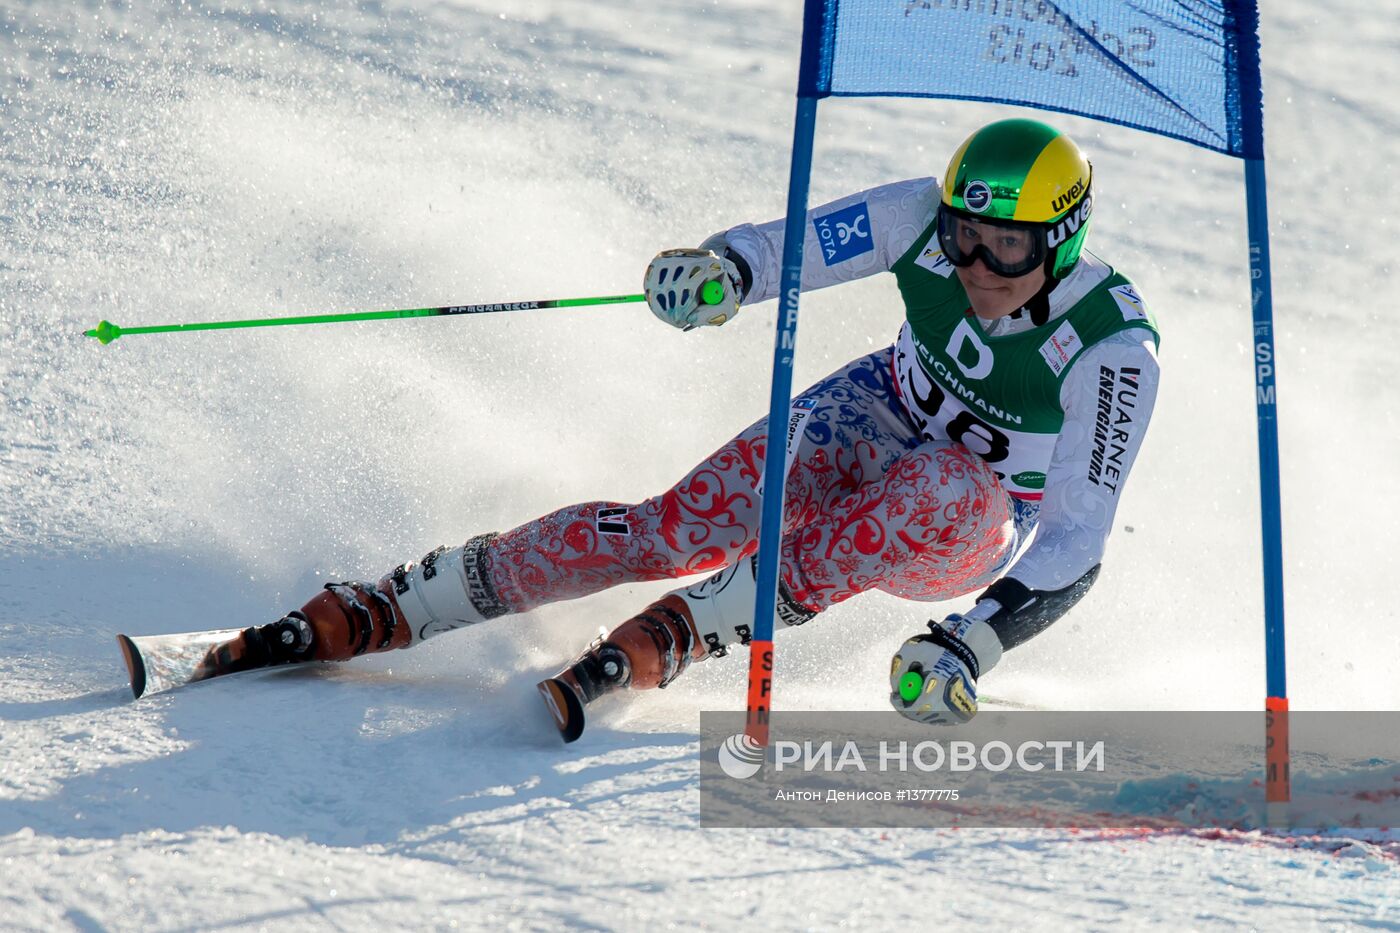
[382,534,509,643]
[680,555,816,658]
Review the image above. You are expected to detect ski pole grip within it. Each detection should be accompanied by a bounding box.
[700,280,725,306]
[898,669,925,703]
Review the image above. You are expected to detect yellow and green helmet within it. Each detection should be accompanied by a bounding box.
[940,118,1093,280]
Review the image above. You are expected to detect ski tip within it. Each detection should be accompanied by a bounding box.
[116,634,147,699]
[537,677,586,744]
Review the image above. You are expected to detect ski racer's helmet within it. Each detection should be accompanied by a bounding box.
[938,118,1093,280]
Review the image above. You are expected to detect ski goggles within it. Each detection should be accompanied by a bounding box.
[936,206,1049,278]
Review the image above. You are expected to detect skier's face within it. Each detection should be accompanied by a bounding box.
[956,256,1047,320]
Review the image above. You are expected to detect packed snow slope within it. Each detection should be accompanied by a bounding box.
[3,0,1398,928]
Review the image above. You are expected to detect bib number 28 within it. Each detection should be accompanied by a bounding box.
[910,373,1012,464]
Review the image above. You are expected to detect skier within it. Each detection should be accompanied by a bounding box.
[119,118,1160,741]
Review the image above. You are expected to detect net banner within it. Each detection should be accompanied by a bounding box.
[799,0,1262,157]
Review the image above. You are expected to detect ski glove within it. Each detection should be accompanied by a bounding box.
[644,248,743,330]
[889,614,1002,726]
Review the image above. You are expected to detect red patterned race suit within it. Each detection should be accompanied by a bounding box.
[484,348,1016,620]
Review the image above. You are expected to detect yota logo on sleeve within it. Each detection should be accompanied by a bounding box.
[813,202,875,266]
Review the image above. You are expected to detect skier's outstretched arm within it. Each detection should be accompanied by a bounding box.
[703,177,940,304]
[890,331,1161,724]
[645,178,939,329]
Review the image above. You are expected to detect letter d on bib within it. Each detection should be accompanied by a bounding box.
[947,318,994,380]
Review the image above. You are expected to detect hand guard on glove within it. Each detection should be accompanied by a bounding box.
[644,248,744,330]
[889,613,1002,726]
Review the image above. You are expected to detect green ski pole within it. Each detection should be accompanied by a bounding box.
[84,281,726,345]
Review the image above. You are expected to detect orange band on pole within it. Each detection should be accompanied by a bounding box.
[745,640,775,746]
[1265,695,1290,804]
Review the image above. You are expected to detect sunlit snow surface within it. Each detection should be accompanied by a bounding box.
[2,0,1399,927]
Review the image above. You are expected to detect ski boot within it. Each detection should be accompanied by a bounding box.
[538,594,703,742]
[538,556,816,742]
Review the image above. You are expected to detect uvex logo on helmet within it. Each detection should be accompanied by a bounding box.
[1050,177,1088,214]
[1047,193,1093,248]
[962,180,993,214]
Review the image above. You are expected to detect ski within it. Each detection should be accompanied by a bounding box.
[121,622,595,739]
[537,676,586,743]
[117,627,274,699]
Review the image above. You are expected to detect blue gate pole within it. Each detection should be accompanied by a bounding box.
[744,95,819,746]
[1234,0,1289,823]
[1245,155,1290,821]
